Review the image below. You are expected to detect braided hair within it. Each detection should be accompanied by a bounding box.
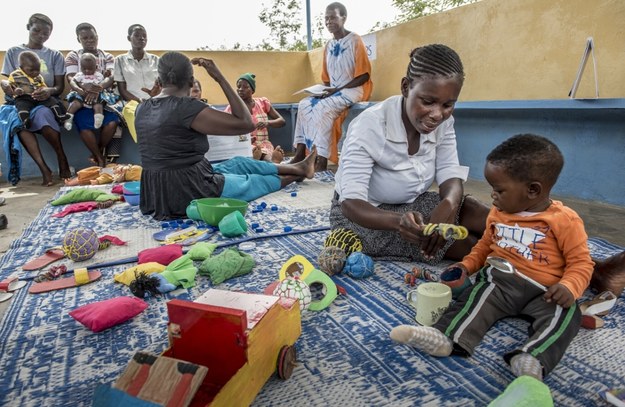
[406,44,464,85]
[158,51,193,89]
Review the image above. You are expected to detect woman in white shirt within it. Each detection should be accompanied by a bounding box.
[331,44,489,264]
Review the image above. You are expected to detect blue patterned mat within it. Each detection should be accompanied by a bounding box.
[0,174,623,406]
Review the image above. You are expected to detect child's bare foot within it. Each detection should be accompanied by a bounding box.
[271,146,285,164]
[591,251,625,297]
[64,177,80,186]
[252,146,263,160]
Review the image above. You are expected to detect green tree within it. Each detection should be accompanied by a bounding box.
[395,0,478,22]
[258,0,304,50]
[372,0,479,31]
[257,0,326,51]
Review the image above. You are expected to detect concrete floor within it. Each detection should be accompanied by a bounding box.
[0,178,59,255]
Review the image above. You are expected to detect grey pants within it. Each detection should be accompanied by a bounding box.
[434,265,582,375]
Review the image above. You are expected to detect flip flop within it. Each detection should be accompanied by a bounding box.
[0,292,13,303]
[22,248,65,271]
[580,291,617,317]
[28,269,101,294]
[0,275,27,292]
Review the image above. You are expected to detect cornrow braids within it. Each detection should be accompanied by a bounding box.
[406,44,464,84]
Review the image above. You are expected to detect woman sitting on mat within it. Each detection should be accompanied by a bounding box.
[331,43,625,297]
[134,51,316,220]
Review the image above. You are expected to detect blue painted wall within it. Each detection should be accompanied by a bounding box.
[3,99,624,208]
[452,99,625,207]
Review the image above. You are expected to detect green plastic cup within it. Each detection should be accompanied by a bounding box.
[218,211,247,237]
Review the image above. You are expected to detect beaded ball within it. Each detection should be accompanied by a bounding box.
[324,228,363,256]
[317,246,346,276]
[343,252,375,279]
[273,277,312,311]
[62,228,99,262]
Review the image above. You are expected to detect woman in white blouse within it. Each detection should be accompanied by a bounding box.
[331,44,489,264]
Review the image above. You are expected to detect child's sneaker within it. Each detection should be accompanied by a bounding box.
[63,113,74,131]
[510,352,543,381]
[94,113,104,129]
[390,325,453,357]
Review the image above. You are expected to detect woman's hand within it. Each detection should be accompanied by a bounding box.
[141,79,162,98]
[398,211,426,245]
[320,87,340,99]
[80,83,100,105]
[255,121,268,129]
[419,198,458,259]
[83,82,103,94]
[32,87,51,101]
[191,58,224,82]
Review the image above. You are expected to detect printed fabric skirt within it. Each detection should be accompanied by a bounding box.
[329,191,464,264]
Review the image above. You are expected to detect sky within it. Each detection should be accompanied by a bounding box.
[2,0,400,52]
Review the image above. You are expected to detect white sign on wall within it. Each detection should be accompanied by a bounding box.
[362,33,377,61]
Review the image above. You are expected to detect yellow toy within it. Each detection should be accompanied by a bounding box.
[422,223,469,240]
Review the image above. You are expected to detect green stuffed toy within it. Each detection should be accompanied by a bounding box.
[51,188,121,205]
[489,376,553,407]
[199,248,255,284]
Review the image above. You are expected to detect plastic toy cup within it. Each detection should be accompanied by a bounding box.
[218,211,247,237]
[406,282,452,326]
[186,201,202,221]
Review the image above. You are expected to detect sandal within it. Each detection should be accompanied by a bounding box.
[0,275,27,292]
[580,291,617,316]
[22,248,65,271]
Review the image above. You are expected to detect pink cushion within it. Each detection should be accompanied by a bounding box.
[69,296,148,333]
[137,244,183,266]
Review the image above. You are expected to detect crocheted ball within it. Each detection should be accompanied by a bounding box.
[324,228,363,256]
[62,228,99,262]
[343,252,375,279]
[317,246,346,276]
[273,277,312,311]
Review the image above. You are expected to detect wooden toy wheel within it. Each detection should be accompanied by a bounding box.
[277,345,297,380]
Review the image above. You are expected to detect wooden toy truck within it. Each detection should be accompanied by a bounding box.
[163,289,301,406]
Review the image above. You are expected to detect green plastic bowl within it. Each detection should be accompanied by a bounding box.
[194,197,248,226]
